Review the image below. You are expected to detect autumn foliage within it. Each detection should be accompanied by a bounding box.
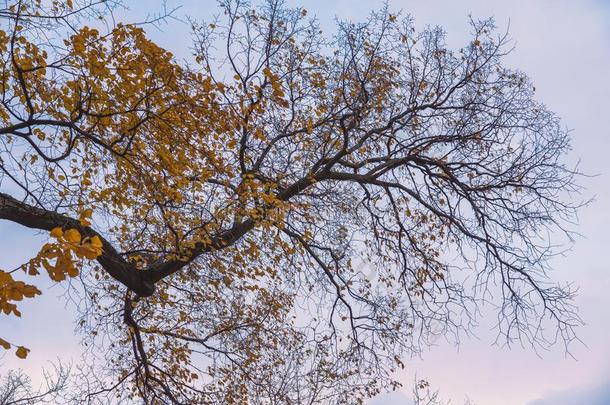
[0,0,582,403]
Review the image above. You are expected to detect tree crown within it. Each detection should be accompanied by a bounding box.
[0,0,582,403]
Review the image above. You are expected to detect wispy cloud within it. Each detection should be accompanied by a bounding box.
[528,380,610,405]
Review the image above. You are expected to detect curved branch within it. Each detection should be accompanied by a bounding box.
[0,192,154,296]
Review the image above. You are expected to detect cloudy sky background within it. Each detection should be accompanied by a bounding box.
[1,0,609,404]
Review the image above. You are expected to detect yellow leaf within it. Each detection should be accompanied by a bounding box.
[50,227,63,238]
[22,285,41,298]
[0,271,12,284]
[0,338,10,350]
[88,235,103,249]
[15,346,29,359]
[66,262,79,277]
[74,246,95,260]
[64,229,81,244]
[9,289,23,301]
[76,236,103,259]
[79,208,93,226]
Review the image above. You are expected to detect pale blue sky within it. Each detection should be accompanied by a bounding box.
[1,1,610,404]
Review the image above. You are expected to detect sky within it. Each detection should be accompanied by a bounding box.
[1,0,610,404]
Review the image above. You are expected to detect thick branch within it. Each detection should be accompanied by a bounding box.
[0,192,154,296]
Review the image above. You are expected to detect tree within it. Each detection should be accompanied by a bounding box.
[0,0,583,403]
[411,379,476,405]
[0,362,70,405]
